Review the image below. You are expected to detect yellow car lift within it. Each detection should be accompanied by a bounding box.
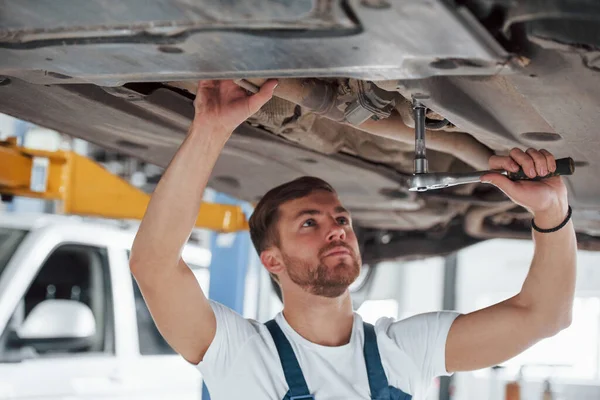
[0,137,249,232]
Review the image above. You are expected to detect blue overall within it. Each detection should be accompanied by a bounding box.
[265,320,412,400]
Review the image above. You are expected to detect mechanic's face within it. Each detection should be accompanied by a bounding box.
[274,190,361,298]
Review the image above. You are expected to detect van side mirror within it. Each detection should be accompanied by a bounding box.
[10,299,96,353]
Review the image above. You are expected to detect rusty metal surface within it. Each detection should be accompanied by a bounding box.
[0,0,510,85]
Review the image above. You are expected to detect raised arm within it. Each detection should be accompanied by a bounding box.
[129,79,277,364]
[445,148,576,373]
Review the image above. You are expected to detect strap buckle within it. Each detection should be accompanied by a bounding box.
[290,396,315,400]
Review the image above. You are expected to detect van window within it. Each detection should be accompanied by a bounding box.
[0,227,28,278]
[130,265,209,356]
[1,244,114,359]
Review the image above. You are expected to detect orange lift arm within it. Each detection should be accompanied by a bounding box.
[0,137,249,232]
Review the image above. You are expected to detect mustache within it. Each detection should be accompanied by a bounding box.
[318,241,354,258]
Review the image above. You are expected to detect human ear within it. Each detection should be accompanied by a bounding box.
[260,248,284,275]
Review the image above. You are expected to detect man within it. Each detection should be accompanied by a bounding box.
[130,80,576,399]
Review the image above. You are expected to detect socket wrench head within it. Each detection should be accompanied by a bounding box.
[407,172,487,192]
[414,159,428,175]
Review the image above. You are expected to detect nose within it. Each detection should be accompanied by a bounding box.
[326,219,346,242]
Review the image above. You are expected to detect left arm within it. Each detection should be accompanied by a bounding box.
[445,148,576,373]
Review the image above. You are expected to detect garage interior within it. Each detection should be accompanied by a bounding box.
[2,1,600,399]
[2,110,600,400]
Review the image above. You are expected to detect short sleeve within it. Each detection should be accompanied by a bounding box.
[196,300,260,383]
[385,311,460,383]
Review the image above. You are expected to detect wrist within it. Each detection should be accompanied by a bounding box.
[533,200,570,230]
[189,117,231,144]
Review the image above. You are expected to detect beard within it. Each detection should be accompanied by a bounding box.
[282,241,361,298]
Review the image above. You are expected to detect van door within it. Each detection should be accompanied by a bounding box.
[120,254,207,400]
[0,242,120,399]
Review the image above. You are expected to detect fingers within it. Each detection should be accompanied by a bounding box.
[194,78,276,107]
[509,148,537,178]
[198,80,219,89]
[489,155,519,172]
[540,149,557,173]
[197,80,243,98]
[247,79,278,114]
[488,148,558,179]
[526,148,550,176]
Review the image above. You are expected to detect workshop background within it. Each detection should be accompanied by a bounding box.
[1,113,600,400]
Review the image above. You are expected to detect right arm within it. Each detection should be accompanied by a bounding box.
[129,79,277,364]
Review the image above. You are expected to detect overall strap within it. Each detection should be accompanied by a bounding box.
[363,322,389,395]
[265,320,314,400]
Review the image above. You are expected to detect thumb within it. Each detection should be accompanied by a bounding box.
[247,79,278,114]
[481,172,517,194]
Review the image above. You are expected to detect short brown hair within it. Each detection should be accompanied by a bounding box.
[249,176,335,280]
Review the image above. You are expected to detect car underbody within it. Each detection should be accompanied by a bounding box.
[1,0,599,262]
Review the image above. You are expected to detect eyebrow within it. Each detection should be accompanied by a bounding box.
[335,206,350,215]
[293,206,350,220]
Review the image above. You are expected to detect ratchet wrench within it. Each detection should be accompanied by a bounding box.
[407,97,575,192]
[407,158,574,192]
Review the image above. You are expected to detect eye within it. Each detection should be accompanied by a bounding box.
[337,216,349,225]
[302,219,316,227]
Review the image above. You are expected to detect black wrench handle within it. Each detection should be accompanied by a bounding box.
[505,157,575,181]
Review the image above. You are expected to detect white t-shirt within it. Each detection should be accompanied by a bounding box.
[197,301,460,400]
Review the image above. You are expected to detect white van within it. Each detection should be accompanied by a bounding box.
[0,213,210,399]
